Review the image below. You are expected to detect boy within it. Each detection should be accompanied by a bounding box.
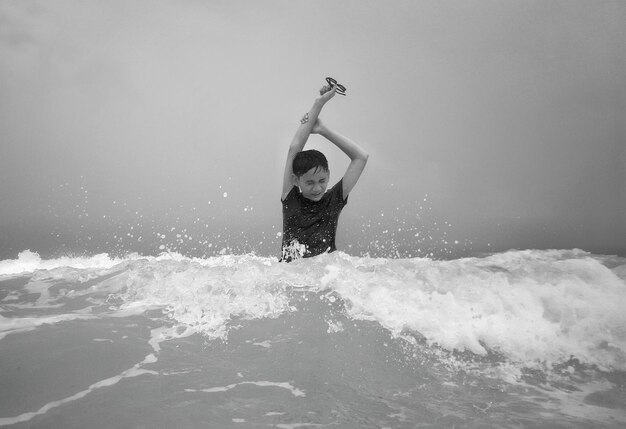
[280,83,369,261]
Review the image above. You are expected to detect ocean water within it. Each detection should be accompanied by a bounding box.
[0,248,625,428]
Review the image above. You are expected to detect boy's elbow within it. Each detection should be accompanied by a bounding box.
[288,144,302,156]
[288,138,304,152]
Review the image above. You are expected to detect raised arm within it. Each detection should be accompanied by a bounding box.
[314,122,369,198]
[281,85,337,200]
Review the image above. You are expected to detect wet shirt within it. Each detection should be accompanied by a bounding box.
[281,179,347,261]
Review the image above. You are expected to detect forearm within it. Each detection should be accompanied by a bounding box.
[319,127,369,161]
[289,98,327,152]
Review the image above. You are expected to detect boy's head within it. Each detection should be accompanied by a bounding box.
[292,150,330,201]
[292,149,328,177]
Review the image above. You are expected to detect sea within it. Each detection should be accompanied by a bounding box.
[0,247,625,428]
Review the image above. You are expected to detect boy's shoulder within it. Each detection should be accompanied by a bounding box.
[281,180,346,207]
[281,185,299,203]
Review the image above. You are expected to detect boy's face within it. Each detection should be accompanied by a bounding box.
[295,166,329,201]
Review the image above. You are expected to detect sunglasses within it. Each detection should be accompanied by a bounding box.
[325,77,347,95]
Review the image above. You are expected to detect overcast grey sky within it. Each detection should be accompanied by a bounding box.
[1,0,625,258]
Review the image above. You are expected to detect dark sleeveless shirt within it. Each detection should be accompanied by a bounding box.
[280,179,348,261]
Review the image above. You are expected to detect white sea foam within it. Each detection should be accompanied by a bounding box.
[1,249,625,372]
[317,250,626,371]
[0,250,126,277]
[0,354,157,426]
[185,380,306,397]
[275,423,330,429]
[0,318,168,426]
[0,313,96,340]
[110,255,298,341]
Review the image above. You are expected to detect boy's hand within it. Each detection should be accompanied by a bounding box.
[311,118,326,135]
[318,84,338,104]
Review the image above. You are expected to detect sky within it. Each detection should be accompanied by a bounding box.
[1,0,625,259]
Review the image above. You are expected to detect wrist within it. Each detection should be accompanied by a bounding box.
[313,97,327,107]
[317,124,331,137]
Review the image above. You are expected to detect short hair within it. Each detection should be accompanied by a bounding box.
[292,150,328,177]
